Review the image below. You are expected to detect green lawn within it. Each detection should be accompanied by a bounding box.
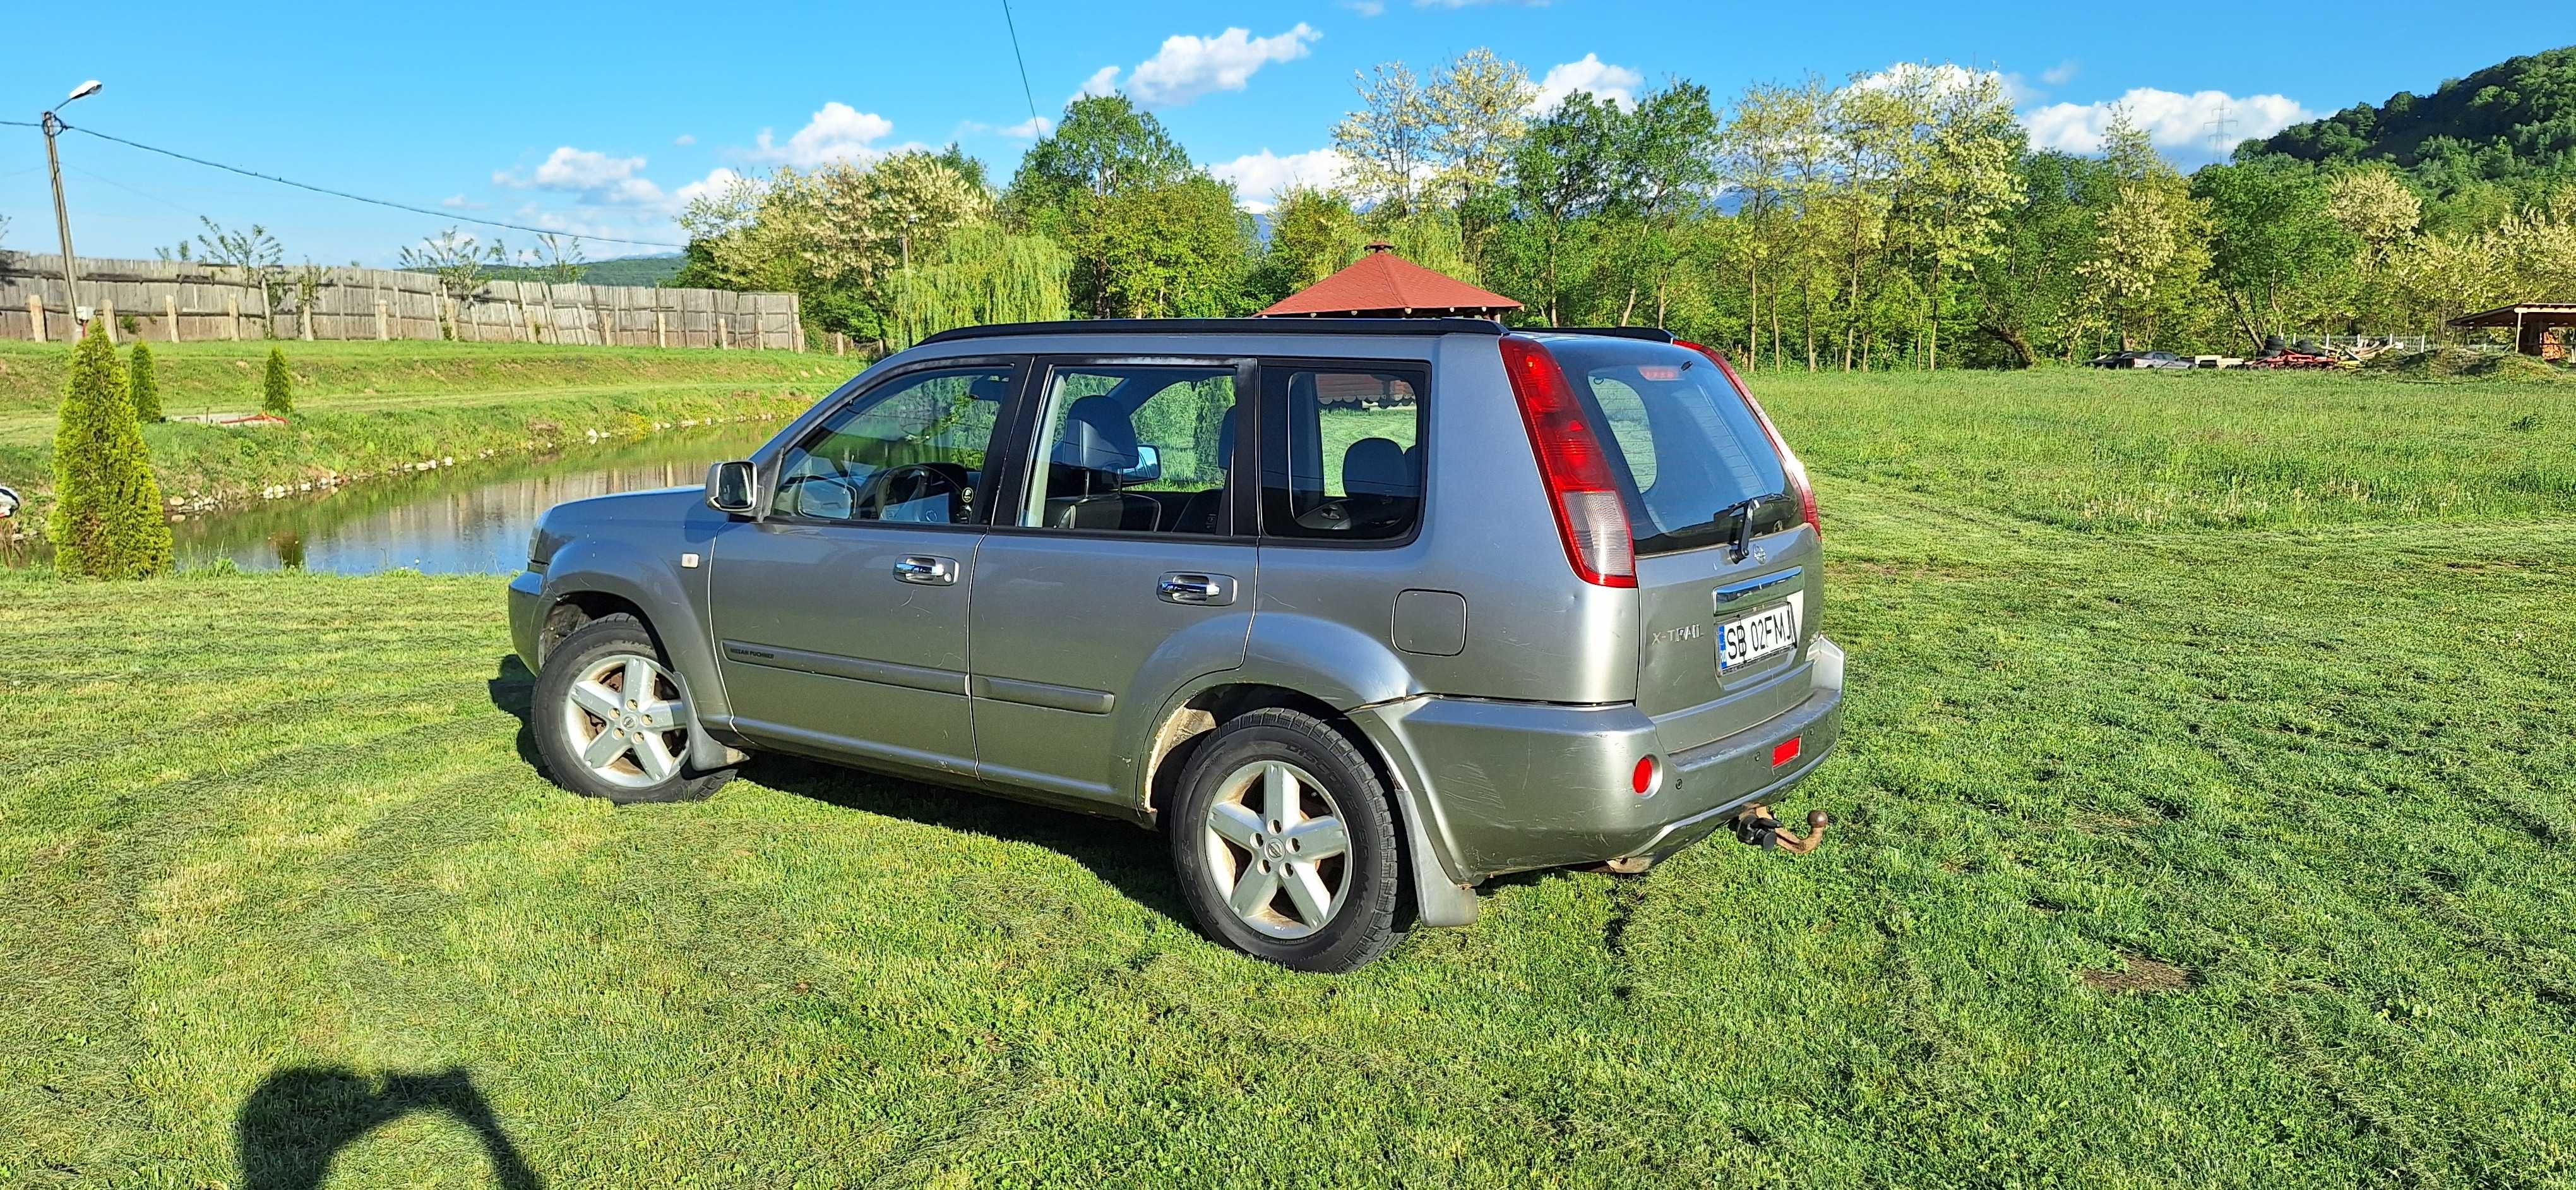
[5,370,2574,1186]
[0,340,854,532]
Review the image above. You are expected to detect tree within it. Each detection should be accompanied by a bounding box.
[1888,66,2025,369]
[1427,48,1534,248]
[1335,63,1436,219]
[1079,174,1254,318]
[193,217,285,338]
[50,321,172,579]
[1604,81,1720,325]
[1250,186,1368,305]
[1008,95,1190,231]
[263,347,294,416]
[2194,158,2357,351]
[525,234,588,285]
[2078,111,2207,351]
[128,342,164,423]
[398,228,506,338]
[890,223,1072,347]
[1493,93,1622,325]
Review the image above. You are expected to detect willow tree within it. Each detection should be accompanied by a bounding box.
[890,224,1073,348]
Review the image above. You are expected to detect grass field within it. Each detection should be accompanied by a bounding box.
[0,340,852,529]
[4,369,2574,1186]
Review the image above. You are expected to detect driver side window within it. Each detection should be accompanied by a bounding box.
[772,366,1012,524]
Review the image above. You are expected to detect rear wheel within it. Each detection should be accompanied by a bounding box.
[532,613,732,803]
[1170,709,1405,971]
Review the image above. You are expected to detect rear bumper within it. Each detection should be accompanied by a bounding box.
[1355,636,1844,882]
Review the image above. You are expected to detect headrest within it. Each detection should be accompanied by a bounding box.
[1053,395,1140,476]
[1343,437,1414,497]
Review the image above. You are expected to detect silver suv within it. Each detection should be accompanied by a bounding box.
[508,319,1843,971]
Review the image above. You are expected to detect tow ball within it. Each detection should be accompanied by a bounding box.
[1734,807,1831,855]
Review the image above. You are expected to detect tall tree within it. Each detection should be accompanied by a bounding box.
[50,322,172,579]
[1496,93,1622,325]
[1335,63,1436,219]
[1427,48,1534,249]
[193,217,285,338]
[1890,66,2025,369]
[2194,158,2357,351]
[1606,81,1721,326]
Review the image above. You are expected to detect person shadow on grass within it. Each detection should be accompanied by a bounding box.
[236,1066,540,1189]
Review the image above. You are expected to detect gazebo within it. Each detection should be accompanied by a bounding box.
[2448,303,2576,361]
[1257,243,1520,319]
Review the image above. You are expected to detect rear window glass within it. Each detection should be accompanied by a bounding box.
[1537,337,1789,556]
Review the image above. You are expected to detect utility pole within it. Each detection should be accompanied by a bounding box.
[41,81,104,332]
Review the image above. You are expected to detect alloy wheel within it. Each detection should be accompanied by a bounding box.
[561,652,689,790]
[1201,760,1352,939]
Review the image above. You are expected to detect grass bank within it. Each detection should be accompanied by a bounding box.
[4,371,2573,1185]
[0,340,858,532]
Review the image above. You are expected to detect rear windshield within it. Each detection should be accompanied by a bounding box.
[1537,336,1791,556]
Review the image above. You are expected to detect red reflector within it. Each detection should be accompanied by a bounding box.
[1631,755,1657,795]
[1771,736,1803,767]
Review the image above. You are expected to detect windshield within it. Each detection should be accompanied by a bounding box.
[1534,335,1791,556]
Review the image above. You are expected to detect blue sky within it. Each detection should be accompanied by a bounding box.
[1,1,2555,267]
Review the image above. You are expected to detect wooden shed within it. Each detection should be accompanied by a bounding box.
[2447,303,2576,361]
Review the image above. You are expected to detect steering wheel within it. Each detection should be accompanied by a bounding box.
[852,462,972,522]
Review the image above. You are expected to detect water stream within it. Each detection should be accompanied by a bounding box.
[136,423,777,575]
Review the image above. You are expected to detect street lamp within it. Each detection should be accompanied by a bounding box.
[42,80,103,335]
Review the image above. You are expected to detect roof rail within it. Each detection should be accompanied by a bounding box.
[917,316,1506,346]
[1525,326,1677,344]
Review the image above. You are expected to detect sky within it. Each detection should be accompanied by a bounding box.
[1,1,2558,268]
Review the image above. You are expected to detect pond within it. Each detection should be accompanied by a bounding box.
[148,423,779,575]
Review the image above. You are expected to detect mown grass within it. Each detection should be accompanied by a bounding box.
[0,340,858,532]
[4,370,2574,1186]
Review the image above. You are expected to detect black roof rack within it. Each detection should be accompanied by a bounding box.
[1525,326,1677,343]
[918,316,1506,346]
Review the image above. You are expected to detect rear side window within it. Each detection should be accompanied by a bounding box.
[1539,337,1789,556]
[1258,363,1426,541]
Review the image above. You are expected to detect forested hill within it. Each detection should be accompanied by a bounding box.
[2249,45,2576,193]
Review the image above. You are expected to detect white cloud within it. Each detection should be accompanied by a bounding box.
[493,146,664,205]
[2025,88,2316,155]
[1533,54,1643,112]
[1210,147,1351,212]
[671,167,748,208]
[1082,23,1322,108]
[1417,0,1550,7]
[1002,115,1055,138]
[1070,65,1122,105]
[1340,0,1385,14]
[752,102,900,167]
[2040,60,2079,87]
[439,193,484,210]
[1856,61,2036,107]
[673,133,696,147]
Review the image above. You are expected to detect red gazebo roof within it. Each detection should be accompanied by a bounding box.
[1258,243,1521,318]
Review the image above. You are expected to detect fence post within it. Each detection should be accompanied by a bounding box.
[28,296,45,343]
[835,332,845,357]
[717,311,729,350]
[227,298,242,341]
[656,310,668,349]
[165,295,181,342]
[599,303,612,347]
[97,300,116,344]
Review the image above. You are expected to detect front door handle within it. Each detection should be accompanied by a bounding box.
[1157,572,1237,606]
[893,555,958,586]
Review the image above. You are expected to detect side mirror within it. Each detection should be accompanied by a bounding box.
[1121,444,1162,484]
[705,461,760,515]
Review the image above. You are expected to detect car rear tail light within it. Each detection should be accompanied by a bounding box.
[1678,340,1820,542]
[1772,736,1803,767]
[1499,336,1635,587]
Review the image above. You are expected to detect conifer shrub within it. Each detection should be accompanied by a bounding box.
[50,321,175,578]
[262,347,294,416]
[128,341,164,423]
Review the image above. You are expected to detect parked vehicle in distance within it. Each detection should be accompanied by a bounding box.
[2085,350,2194,370]
[507,319,1844,971]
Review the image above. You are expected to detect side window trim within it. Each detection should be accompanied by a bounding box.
[985,354,1260,542]
[759,355,1031,530]
[1251,355,1432,548]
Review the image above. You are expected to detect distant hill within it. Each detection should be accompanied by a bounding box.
[2248,45,2576,194]
[477,253,686,287]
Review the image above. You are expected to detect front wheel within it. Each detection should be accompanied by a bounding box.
[531,613,732,803]
[1169,709,1407,971]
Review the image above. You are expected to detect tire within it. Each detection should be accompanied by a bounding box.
[530,613,733,804]
[1169,709,1407,971]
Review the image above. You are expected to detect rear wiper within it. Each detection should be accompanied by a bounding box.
[1715,493,1784,563]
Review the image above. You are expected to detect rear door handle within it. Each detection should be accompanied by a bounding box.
[893,555,958,586]
[1157,572,1237,606]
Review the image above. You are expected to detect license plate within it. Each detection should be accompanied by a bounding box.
[1719,602,1799,670]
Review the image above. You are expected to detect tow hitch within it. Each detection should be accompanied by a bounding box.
[1734,806,1830,855]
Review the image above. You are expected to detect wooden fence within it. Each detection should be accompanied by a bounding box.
[0,253,802,350]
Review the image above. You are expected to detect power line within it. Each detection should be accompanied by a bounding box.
[999,0,1041,123]
[57,121,686,249]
